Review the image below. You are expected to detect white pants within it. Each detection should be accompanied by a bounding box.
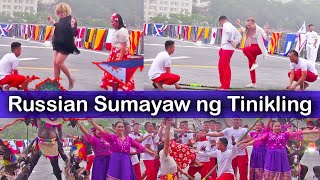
[306,44,317,66]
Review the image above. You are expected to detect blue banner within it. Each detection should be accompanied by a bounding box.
[0,91,319,118]
[283,33,297,56]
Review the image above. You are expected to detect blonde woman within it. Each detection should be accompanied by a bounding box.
[236,17,268,88]
[47,3,79,90]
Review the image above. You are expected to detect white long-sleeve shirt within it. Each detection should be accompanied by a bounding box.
[207,146,237,177]
[195,140,211,162]
[221,22,242,50]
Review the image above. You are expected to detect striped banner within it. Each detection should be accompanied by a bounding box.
[93,29,107,50]
[76,27,86,48]
[203,27,210,44]
[84,28,96,49]
[177,25,182,39]
[44,26,53,41]
[130,30,143,55]
[34,25,40,41]
[195,27,203,42]
[269,32,282,54]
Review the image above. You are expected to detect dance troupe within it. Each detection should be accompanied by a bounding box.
[0,2,135,91]
[6,117,317,180]
[148,16,319,91]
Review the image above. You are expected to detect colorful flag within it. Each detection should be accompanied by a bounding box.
[105,28,115,50]
[93,29,107,50]
[9,140,17,151]
[143,23,150,35]
[153,24,168,37]
[269,32,282,54]
[34,25,40,40]
[130,30,143,55]
[283,33,297,56]
[84,28,96,49]
[29,25,35,40]
[76,27,86,48]
[44,26,53,41]
[0,24,13,37]
[23,24,29,39]
[203,27,210,43]
[93,56,143,84]
[195,27,203,42]
[187,26,192,40]
[16,140,23,153]
[210,28,217,45]
[297,22,306,34]
[295,34,307,53]
[177,25,182,39]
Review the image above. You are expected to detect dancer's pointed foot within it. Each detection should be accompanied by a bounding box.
[68,77,75,90]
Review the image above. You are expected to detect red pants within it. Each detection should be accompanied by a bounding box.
[232,155,248,180]
[143,159,160,180]
[0,74,26,88]
[133,163,142,180]
[208,158,217,180]
[217,173,235,180]
[188,162,211,180]
[153,73,180,85]
[218,49,234,89]
[85,154,95,171]
[288,69,318,82]
[243,44,262,84]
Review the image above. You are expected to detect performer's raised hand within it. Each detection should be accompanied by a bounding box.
[231,136,236,145]
[200,145,207,152]
[236,19,241,26]
[71,17,77,28]
[47,16,55,25]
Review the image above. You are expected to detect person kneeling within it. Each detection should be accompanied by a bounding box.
[287,50,318,91]
[0,42,26,91]
[148,40,181,91]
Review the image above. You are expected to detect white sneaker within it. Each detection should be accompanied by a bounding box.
[245,83,256,88]
[250,63,259,71]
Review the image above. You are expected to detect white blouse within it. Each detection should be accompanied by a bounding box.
[112,27,130,48]
[159,149,178,175]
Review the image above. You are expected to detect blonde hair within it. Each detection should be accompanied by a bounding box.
[54,3,72,17]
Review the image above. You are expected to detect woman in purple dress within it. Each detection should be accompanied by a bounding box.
[245,121,319,180]
[77,122,111,180]
[239,119,271,179]
[88,119,157,180]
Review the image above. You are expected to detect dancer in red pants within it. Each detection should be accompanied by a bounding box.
[207,118,250,180]
[237,17,268,88]
[0,42,25,91]
[217,16,242,90]
[287,50,318,90]
[148,40,181,91]
[207,137,237,180]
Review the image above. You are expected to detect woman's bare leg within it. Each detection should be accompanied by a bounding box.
[53,51,60,79]
[55,53,75,90]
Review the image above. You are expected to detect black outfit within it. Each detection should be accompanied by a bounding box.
[52,15,80,55]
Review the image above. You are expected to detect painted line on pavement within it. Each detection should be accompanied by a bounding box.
[19,66,79,71]
[144,56,191,62]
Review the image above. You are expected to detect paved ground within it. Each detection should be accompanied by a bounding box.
[0,37,144,91]
[144,36,320,91]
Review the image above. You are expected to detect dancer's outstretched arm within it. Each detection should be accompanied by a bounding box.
[47,16,56,25]
[87,118,106,134]
[77,122,90,139]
